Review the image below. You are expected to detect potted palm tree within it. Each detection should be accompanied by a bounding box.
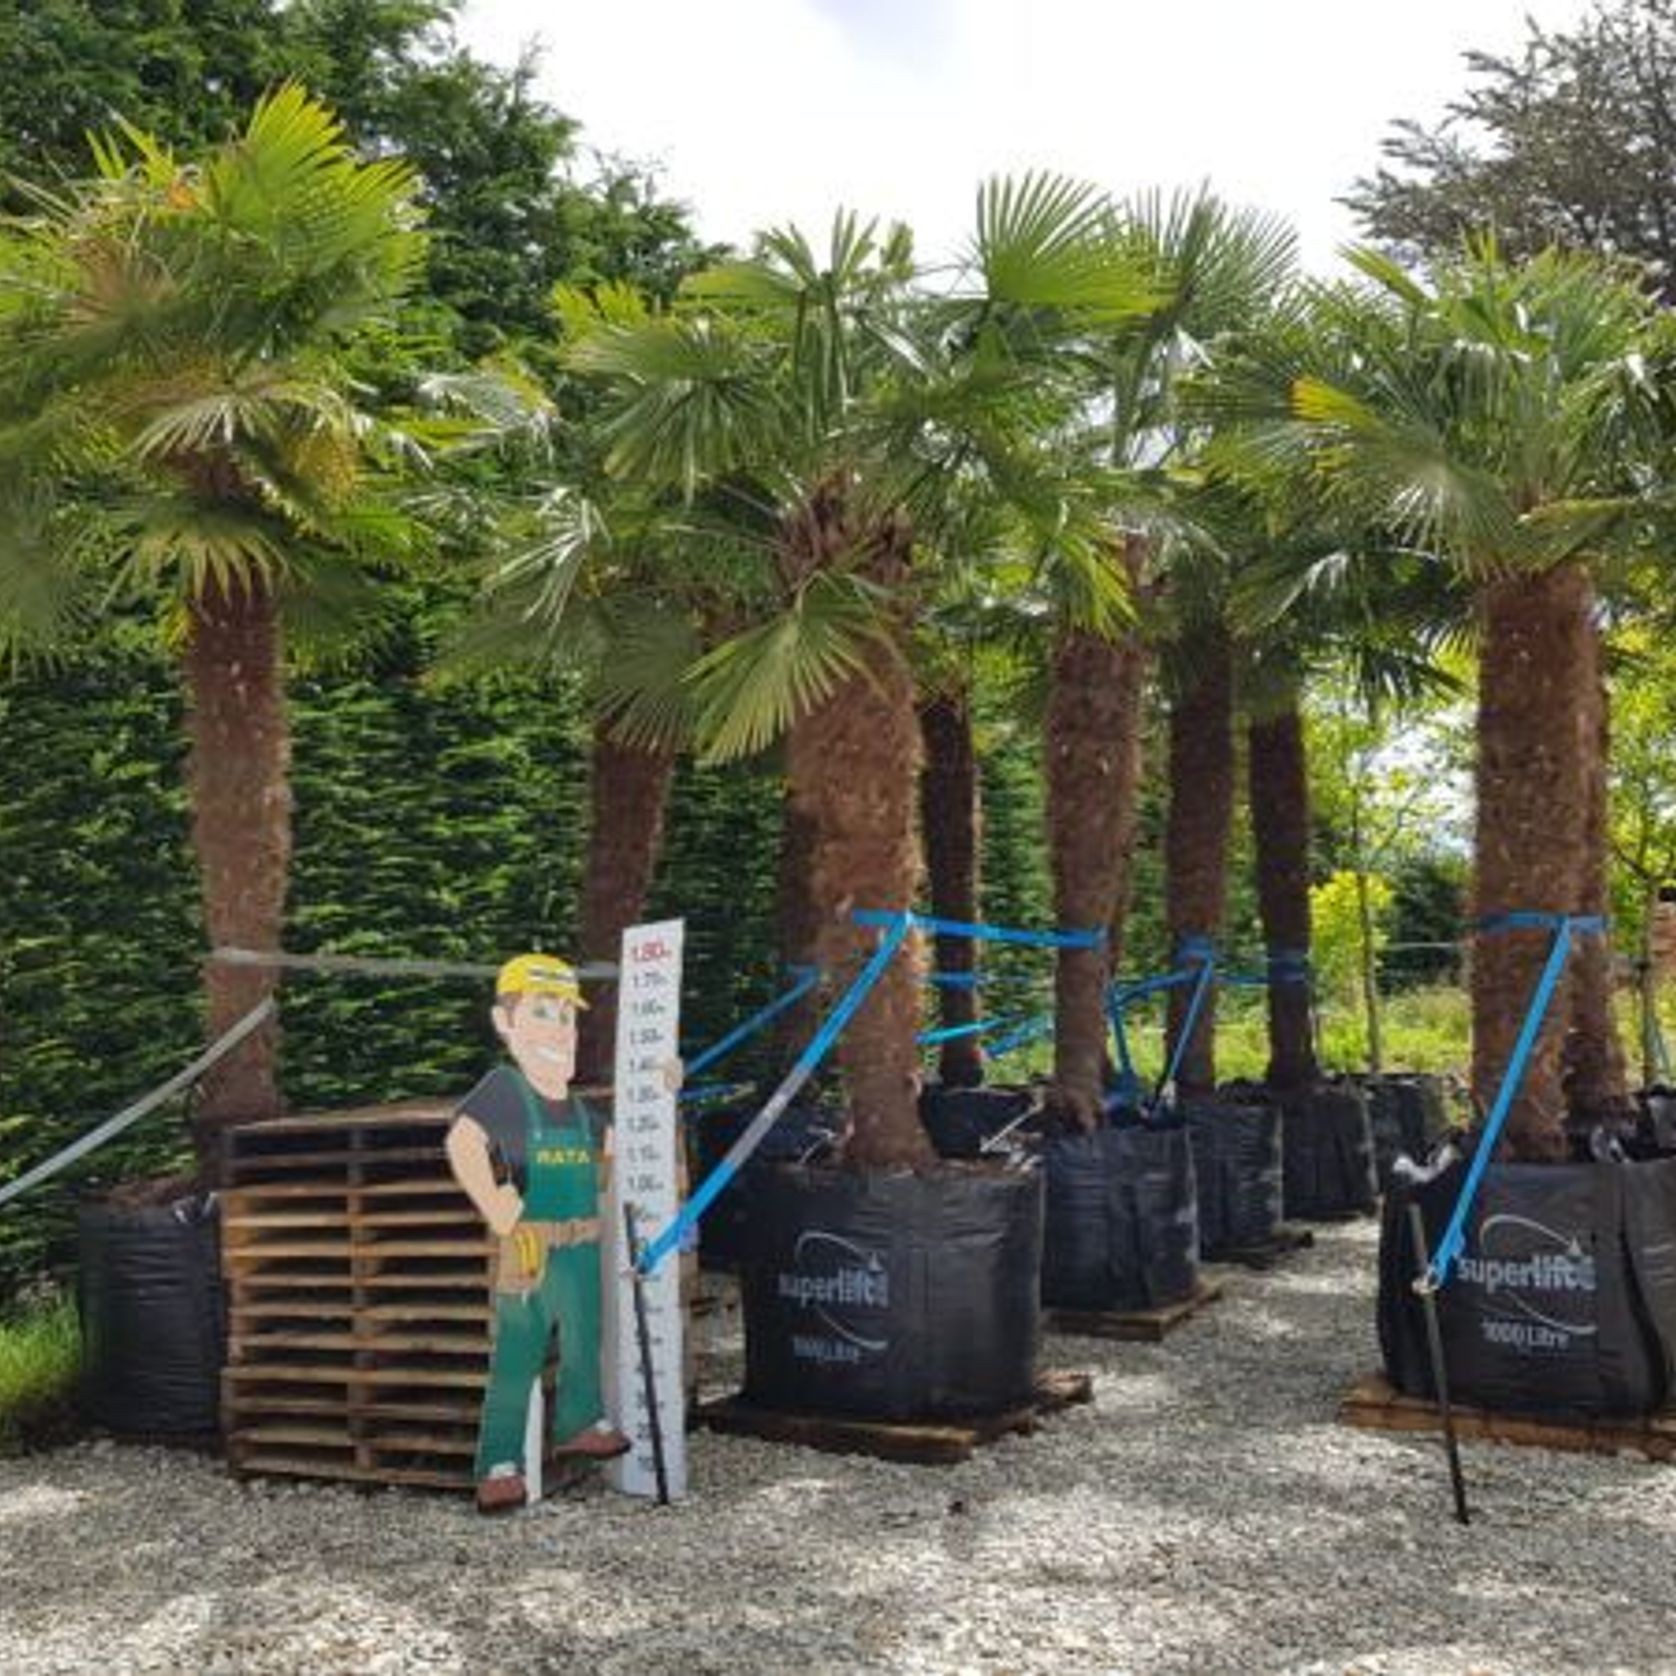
[1251,244,1676,1415]
[1039,194,1297,1304]
[565,181,1153,1418]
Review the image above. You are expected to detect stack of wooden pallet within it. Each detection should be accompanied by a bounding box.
[220,1101,497,1493]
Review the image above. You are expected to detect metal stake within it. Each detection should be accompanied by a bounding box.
[623,1202,670,1506]
[1408,1202,1470,1526]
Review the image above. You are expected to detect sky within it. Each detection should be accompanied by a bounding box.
[458,0,1599,275]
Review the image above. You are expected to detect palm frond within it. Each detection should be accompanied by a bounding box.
[972,172,1158,321]
[686,572,891,763]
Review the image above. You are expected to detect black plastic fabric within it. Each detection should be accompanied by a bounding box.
[1186,1095,1284,1255]
[1040,1117,1199,1312]
[1379,1153,1676,1418]
[693,1100,833,1269]
[740,1162,1043,1420]
[920,1084,1037,1158]
[1639,1086,1676,1154]
[1362,1074,1450,1190]
[76,1196,224,1435]
[1278,1081,1378,1220]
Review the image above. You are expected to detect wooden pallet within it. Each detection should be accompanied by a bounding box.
[694,1369,1093,1465]
[222,1103,497,1494]
[1203,1223,1315,1271]
[1339,1373,1676,1462]
[1046,1278,1224,1343]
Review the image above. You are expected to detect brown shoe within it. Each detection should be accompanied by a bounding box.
[475,1470,527,1513]
[553,1425,631,1459]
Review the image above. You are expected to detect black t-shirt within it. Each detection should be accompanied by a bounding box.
[454,1065,606,1195]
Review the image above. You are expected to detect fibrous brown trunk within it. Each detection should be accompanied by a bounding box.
[1046,540,1149,1126]
[183,576,290,1174]
[919,692,984,1089]
[1164,630,1235,1097]
[772,787,822,1067]
[1249,703,1319,1091]
[1562,615,1630,1119]
[781,489,931,1170]
[576,727,678,1084]
[1472,562,1593,1160]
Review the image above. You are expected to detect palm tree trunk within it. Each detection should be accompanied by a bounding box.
[1164,630,1235,1096]
[919,692,984,1088]
[575,728,678,1085]
[1472,562,1593,1160]
[1249,702,1318,1091]
[183,576,290,1175]
[1046,542,1149,1125]
[1562,615,1630,1118]
[773,784,822,1067]
[780,492,931,1170]
[786,632,931,1169]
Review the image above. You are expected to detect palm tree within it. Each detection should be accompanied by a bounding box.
[0,88,424,1167]
[1238,244,1663,1157]
[435,322,726,1087]
[1074,193,1297,1107]
[565,185,1152,1165]
[1225,463,1470,1090]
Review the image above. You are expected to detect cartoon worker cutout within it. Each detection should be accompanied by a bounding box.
[447,954,630,1512]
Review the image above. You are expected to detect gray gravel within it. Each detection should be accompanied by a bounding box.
[5,1221,1676,1675]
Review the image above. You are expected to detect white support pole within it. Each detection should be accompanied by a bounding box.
[522,1379,543,1506]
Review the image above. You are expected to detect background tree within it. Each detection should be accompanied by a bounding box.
[1304,676,1468,1072]
[1346,0,1676,299]
[0,0,709,356]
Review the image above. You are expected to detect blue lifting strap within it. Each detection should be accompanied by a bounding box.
[852,907,1105,950]
[1155,942,1217,1103]
[682,966,822,1084]
[1418,912,1605,1293]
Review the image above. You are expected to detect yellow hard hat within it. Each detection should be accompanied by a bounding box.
[495,952,588,1008]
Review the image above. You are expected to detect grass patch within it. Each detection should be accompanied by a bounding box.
[0,1294,80,1454]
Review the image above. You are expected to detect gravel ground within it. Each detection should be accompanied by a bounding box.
[5,1221,1676,1676]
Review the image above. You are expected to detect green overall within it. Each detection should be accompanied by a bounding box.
[475,1084,605,1478]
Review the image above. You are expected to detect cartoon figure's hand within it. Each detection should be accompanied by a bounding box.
[485,1186,524,1238]
[661,1057,684,1095]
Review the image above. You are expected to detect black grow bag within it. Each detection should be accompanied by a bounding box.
[919,1084,1038,1158]
[1379,1153,1676,1418]
[77,1195,224,1435]
[1040,1116,1199,1312]
[693,1100,834,1269]
[1277,1080,1377,1221]
[1362,1074,1450,1191]
[1186,1094,1284,1256]
[739,1161,1043,1420]
[1639,1086,1676,1154]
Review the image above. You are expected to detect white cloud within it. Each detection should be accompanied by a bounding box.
[460,0,1598,275]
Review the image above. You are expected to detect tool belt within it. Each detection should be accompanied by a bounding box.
[493,1216,602,1295]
